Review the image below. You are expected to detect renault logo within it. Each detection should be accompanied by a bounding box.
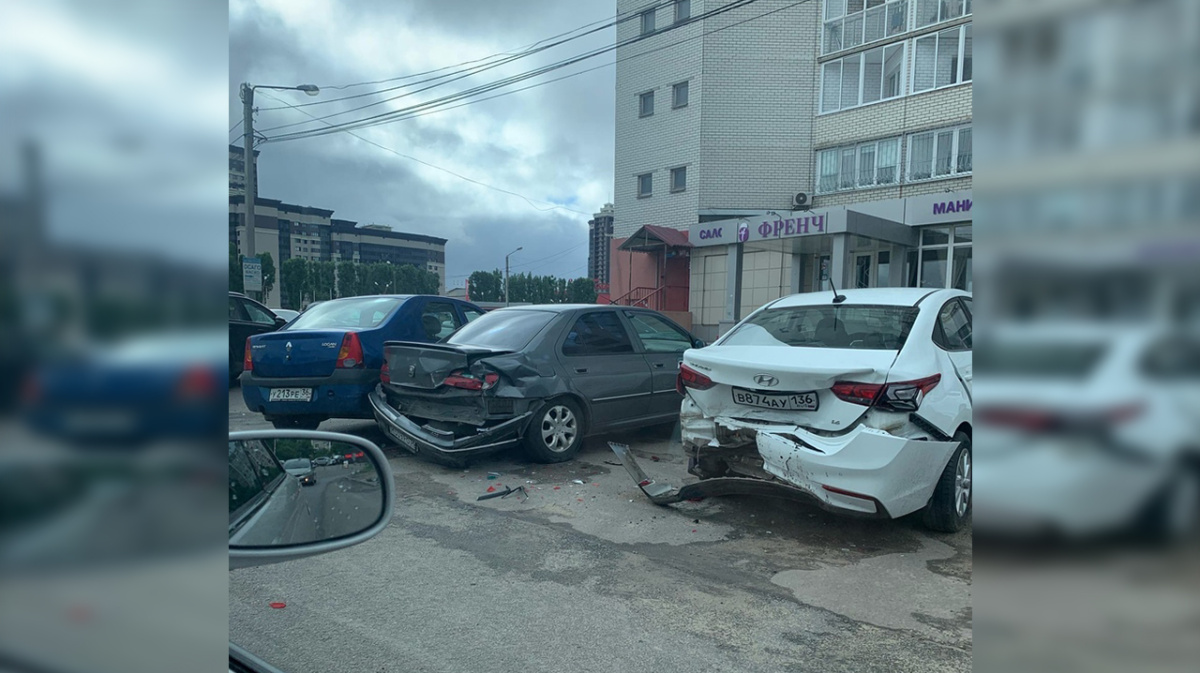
[285,341,292,360]
[754,374,779,387]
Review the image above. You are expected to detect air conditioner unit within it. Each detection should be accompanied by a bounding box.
[792,192,811,210]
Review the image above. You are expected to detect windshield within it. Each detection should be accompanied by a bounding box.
[282,459,311,470]
[446,309,555,351]
[721,305,919,350]
[287,297,405,330]
[975,342,1108,378]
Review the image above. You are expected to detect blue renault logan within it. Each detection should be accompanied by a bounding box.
[240,295,484,429]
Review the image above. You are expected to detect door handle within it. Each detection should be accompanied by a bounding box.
[653,362,665,369]
[574,367,588,374]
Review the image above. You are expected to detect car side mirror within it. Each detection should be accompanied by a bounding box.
[274,316,288,327]
[692,338,706,349]
[228,430,394,570]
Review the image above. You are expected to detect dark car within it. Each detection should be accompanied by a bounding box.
[240,294,486,430]
[369,305,704,464]
[229,292,287,379]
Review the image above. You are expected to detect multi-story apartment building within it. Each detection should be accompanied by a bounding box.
[230,195,447,307]
[228,144,258,197]
[588,203,615,285]
[612,0,972,340]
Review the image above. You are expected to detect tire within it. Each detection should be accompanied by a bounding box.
[523,398,586,463]
[923,432,971,533]
[270,416,323,431]
[1140,468,1199,545]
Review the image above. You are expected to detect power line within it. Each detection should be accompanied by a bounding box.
[261,0,762,143]
[257,89,589,215]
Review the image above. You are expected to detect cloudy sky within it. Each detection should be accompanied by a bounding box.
[230,0,619,287]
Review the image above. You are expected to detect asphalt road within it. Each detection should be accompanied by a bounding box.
[228,386,972,672]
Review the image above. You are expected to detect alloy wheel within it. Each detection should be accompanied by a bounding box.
[540,405,578,453]
[954,449,972,517]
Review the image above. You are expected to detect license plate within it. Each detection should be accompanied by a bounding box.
[732,388,818,411]
[269,388,312,402]
[390,428,418,453]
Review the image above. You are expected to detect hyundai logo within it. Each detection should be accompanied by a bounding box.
[753,374,779,387]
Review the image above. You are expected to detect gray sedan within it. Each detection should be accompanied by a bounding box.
[368,305,703,464]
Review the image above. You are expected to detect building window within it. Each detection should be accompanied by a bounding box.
[640,9,655,35]
[823,0,909,55]
[670,166,687,192]
[912,24,971,93]
[820,42,905,113]
[912,224,971,290]
[675,0,690,23]
[672,81,689,108]
[916,0,970,29]
[639,91,654,117]
[637,172,653,197]
[816,137,900,193]
[907,125,971,181]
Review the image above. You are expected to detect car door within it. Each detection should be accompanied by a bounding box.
[934,297,973,397]
[230,296,280,374]
[625,310,693,419]
[557,310,653,430]
[415,299,464,342]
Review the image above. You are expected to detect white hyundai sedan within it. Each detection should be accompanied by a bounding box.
[671,287,973,531]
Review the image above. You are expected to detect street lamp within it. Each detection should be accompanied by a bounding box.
[505,246,523,307]
[240,82,320,302]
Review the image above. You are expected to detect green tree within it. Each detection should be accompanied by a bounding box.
[468,269,503,302]
[258,252,276,299]
[229,243,243,293]
[336,260,358,298]
[566,277,598,303]
[280,257,310,309]
[311,260,336,301]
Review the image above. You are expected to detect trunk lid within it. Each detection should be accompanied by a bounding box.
[683,345,898,431]
[382,341,511,391]
[250,330,350,378]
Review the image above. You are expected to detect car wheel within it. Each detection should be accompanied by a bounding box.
[923,432,971,533]
[523,398,585,463]
[270,416,322,431]
[1140,467,1199,545]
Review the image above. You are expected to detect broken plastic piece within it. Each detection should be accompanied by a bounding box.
[486,485,497,493]
[269,602,286,609]
[571,479,585,485]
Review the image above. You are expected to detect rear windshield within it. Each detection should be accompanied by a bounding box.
[721,305,919,350]
[283,459,311,469]
[975,343,1108,378]
[287,297,405,330]
[447,310,555,351]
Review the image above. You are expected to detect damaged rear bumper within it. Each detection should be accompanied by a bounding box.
[368,387,530,459]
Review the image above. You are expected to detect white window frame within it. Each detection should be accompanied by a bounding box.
[823,0,911,55]
[640,9,656,35]
[672,81,689,108]
[638,90,654,117]
[815,136,902,194]
[670,166,687,193]
[911,23,972,94]
[819,42,906,114]
[674,0,691,23]
[915,0,971,29]
[911,224,972,290]
[637,172,653,198]
[906,124,972,182]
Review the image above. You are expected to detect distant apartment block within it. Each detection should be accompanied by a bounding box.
[588,203,615,284]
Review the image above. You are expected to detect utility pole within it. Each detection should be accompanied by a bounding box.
[241,83,257,301]
[505,246,523,307]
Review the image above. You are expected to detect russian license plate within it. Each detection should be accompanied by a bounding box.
[389,427,418,452]
[269,388,313,402]
[732,388,818,411]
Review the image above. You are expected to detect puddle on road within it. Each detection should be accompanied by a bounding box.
[771,537,971,643]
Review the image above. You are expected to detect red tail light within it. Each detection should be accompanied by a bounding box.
[177,366,217,400]
[677,363,714,394]
[336,332,364,368]
[243,338,253,373]
[832,374,941,411]
[380,360,390,384]
[443,370,499,391]
[979,404,1144,431]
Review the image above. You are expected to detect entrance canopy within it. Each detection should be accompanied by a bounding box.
[619,224,693,252]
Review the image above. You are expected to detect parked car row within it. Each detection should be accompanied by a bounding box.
[239,289,974,532]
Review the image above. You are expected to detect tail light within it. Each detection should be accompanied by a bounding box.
[243,338,253,373]
[443,370,500,391]
[677,363,714,394]
[979,404,1144,432]
[380,360,390,384]
[832,374,941,411]
[336,332,364,368]
[177,367,217,400]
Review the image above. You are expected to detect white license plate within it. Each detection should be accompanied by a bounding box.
[388,427,418,452]
[269,388,313,402]
[732,388,818,411]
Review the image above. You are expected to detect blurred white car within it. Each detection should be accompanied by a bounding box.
[676,288,973,531]
[973,324,1200,542]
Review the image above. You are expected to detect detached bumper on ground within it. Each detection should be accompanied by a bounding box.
[368,387,531,460]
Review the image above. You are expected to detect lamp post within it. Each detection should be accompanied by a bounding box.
[240,82,319,301]
[505,246,523,307]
